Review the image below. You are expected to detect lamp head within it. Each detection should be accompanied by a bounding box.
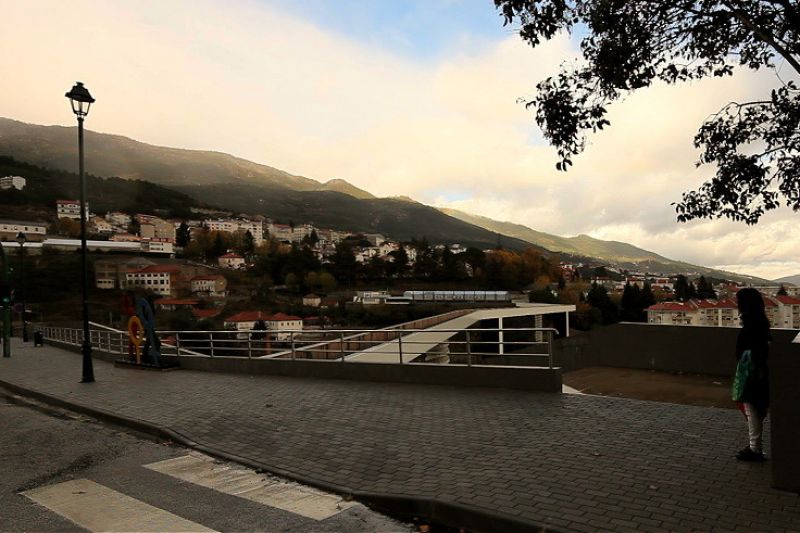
[65,82,95,117]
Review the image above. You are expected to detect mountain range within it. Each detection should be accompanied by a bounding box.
[0,117,770,283]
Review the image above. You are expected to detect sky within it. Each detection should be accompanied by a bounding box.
[1,0,798,280]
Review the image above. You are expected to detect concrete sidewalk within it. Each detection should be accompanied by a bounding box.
[1,340,798,532]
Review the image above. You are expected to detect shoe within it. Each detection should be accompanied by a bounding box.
[736,447,765,462]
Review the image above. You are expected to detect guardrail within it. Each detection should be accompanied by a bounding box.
[42,325,560,368]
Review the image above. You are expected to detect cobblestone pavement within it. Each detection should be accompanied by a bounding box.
[2,341,799,532]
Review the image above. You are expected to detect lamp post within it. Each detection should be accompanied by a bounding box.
[65,81,96,383]
[15,232,27,343]
[0,243,10,357]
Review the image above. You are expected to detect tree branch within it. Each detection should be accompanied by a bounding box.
[721,1,800,75]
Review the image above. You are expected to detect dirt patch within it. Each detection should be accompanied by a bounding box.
[564,366,735,409]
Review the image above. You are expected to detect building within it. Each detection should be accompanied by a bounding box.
[142,238,174,255]
[647,295,800,328]
[155,298,200,311]
[267,223,295,242]
[138,214,176,241]
[218,253,245,269]
[124,264,182,296]
[224,311,273,331]
[90,216,113,234]
[205,219,264,246]
[191,275,228,298]
[0,175,26,190]
[0,220,47,242]
[94,257,155,289]
[105,211,132,228]
[110,233,142,242]
[266,312,303,341]
[57,199,88,220]
[302,293,322,307]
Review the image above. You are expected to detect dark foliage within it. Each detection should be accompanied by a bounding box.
[496,0,800,223]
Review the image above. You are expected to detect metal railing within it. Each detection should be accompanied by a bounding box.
[41,325,560,368]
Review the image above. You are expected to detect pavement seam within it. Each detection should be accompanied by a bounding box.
[0,378,557,533]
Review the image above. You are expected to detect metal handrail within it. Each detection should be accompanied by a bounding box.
[40,325,560,368]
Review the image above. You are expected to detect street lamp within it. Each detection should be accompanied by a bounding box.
[15,232,27,343]
[65,81,96,383]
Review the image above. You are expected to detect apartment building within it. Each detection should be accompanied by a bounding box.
[124,264,182,296]
[0,220,47,242]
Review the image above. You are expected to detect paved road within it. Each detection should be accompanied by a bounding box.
[0,394,409,532]
[2,340,799,532]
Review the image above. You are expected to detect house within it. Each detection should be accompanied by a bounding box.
[205,219,264,246]
[224,311,273,331]
[155,298,200,311]
[124,264,183,296]
[218,253,245,269]
[266,312,303,341]
[105,211,132,228]
[302,293,322,307]
[90,216,113,234]
[57,199,87,220]
[0,175,26,190]
[646,301,698,325]
[142,238,174,255]
[267,223,295,242]
[94,257,155,289]
[224,311,303,340]
[191,275,228,297]
[0,220,47,242]
[138,214,176,241]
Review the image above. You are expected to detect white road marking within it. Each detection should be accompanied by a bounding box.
[22,478,215,532]
[145,453,354,521]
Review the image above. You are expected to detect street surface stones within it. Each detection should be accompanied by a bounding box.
[0,394,410,532]
[2,339,800,532]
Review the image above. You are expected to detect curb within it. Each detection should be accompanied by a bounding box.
[0,378,554,533]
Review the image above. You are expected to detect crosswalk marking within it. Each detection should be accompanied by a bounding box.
[22,478,216,532]
[145,453,354,520]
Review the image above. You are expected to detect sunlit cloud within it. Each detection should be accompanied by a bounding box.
[0,0,797,279]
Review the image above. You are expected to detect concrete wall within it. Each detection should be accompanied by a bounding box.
[555,323,799,377]
[770,335,800,493]
[44,338,561,393]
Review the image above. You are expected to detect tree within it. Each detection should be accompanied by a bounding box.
[777,284,788,296]
[696,275,718,299]
[242,230,256,257]
[496,1,800,223]
[587,282,619,325]
[176,221,190,247]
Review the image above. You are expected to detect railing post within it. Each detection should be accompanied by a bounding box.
[209,332,215,358]
[548,330,553,369]
[339,332,346,362]
[175,332,181,357]
[466,330,472,367]
[290,331,296,361]
[247,332,252,359]
[397,333,403,364]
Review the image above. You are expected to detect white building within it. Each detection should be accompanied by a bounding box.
[267,223,296,242]
[57,199,88,220]
[218,252,245,269]
[191,275,228,297]
[205,219,263,246]
[0,220,47,242]
[142,238,174,255]
[124,265,182,296]
[223,311,303,340]
[139,214,177,241]
[0,175,26,190]
[647,295,800,328]
[90,216,113,234]
[105,211,132,228]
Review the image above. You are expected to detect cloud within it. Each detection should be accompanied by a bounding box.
[0,0,797,279]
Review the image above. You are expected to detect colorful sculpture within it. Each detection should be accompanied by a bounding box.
[122,292,162,366]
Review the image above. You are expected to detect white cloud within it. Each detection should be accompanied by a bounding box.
[0,0,797,279]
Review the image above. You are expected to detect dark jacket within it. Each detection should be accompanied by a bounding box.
[735,316,771,410]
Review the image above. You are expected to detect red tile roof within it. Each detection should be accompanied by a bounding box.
[269,312,301,322]
[155,298,199,306]
[225,311,271,323]
[192,275,225,281]
[647,301,698,312]
[128,265,182,274]
[220,253,243,259]
[774,295,800,305]
[192,308,221,319]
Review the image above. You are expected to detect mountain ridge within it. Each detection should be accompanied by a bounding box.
[440,208,768,284]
